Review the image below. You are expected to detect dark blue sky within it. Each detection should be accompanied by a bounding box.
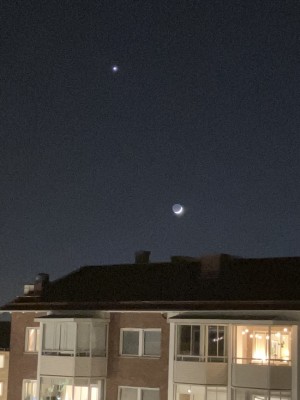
[0,0,299,305]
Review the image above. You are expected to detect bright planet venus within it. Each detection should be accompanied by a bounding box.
[172,204,184,215]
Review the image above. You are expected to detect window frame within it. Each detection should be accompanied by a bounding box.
[176,324,228,362]
[120,328,161,357]
[22,379,37,400]
[0,355,4,369]
[233,325,292,366]
[0,382,3,397]
[25,327,40,353]
[175,384,227,400]
[118,386,160,400]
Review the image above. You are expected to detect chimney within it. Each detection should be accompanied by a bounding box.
[34,273,49,294]
[135,251,151,264]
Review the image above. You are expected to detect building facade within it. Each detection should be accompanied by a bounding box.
[2,254,300,400]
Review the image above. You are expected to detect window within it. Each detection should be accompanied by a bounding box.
[119,387,159,400]
[0,355,4,368]
[176,384,227,400]
[23,380,37,400]
[232,388,291,400]
[176,325,227,362]
[25,328,40,353]
[121,329,161,357]
[234,325,292,365]
[207,326,226,362]
[42,321,107,357]
[39,377,104,400]
[43,322,76,354]
[0,382,3,397]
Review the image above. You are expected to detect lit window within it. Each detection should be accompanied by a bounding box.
[176,325,227,362]
[234,325,292,365]
[120,329,161,357]
[0,355,4,368]
[0,382,3,397]
[119,387,159,400]
[232,388,291,400]
[23,380,37,400]
[39,377,104,400]
[176,384,227,400]
[74,386,89,400]
[25,328,40,353]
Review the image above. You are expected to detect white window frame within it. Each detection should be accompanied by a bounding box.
[0,382,3,397]
[25,327,40,353]
[176,384,227,400]
[22,379,37,400]
[120,328,161,357]
[0,355,4,368]
[176,324,228,362]
[118,386,159,400]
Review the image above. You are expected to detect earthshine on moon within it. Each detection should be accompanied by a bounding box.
[172,204,184,215]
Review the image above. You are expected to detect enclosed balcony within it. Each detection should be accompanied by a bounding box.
[36,317,109,377]
[232,325,292,390]
[174,324,228,385]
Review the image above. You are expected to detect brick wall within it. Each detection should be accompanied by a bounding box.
[107,312,169,400]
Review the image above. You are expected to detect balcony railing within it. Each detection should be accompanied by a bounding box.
[41,349,105,357]
[233,357,292,366]
[176,355,228,363]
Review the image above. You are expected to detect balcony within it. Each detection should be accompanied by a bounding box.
[174,359,228,385]
[39,352,107,377]
[232,363,291,390]
[35,317,109,378]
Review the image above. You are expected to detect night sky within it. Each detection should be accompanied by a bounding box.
[0,0,299,305]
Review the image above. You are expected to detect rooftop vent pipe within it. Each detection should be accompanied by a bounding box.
[34,273,49,293]
[135,251,151,264]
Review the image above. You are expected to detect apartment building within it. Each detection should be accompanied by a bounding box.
[0,321,11,400]
[1,253,300,400]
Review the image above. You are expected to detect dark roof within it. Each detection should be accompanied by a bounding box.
[2,254,300,311]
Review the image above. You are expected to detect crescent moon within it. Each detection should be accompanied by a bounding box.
[174,206,183,214]
[172,204,184,215]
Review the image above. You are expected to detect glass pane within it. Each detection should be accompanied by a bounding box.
[27,329,36,352]
[206,386,227,400]
[36,329,40,352]
[77,324,90,355]
[208,326,218,356]
[91,387,99,400]
[235,326,249,364]
[207,387,217,400]
[270,327,291,364]
[141,390,159,400]
[120,388,138,400]
[218,327,225,357]
[144,331,161,356]
[191,326,200,356]
[92,326,107,356]
[39,377,73,400]
[270,392,291,400]
[253,330,269,363]
[43,323,55,351]
[74,386,89,400]
[122,331,139,355]
[178,326,191,355]
[60,323,75,352]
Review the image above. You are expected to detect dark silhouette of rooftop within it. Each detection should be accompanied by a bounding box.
[2,254,300,311]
